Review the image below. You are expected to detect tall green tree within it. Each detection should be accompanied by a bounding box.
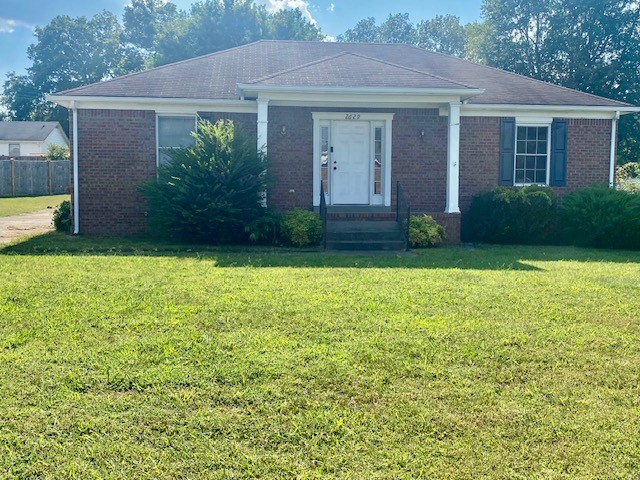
[338,13,466,55]
[1,12,142,130]
[337,17,379,43]
[416,15,467,56]
[153,0,323,66]
[123,0,178,54]
[153,0,266,65]
[477,0,640,163]
[378,13,417,44]
[266,8,323,41]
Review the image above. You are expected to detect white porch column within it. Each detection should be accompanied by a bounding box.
[445,101,461,214]
[257,97,269,155]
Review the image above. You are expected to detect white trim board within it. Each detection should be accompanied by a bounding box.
[439,104,639,119]
[47,95,258,114]
[312,112,394,208]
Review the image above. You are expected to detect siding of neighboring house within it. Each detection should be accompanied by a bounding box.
[71,108,613,239]
[42,128,70,152]
[0,141,42,156]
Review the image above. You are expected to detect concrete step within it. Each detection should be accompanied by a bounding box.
[326,230,402,241]
[327,220,400,232]
[327,213,397,221]
[326,240,406,251]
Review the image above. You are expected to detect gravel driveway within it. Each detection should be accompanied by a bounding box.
[0,209,54,244]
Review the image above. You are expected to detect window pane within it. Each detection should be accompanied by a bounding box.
[158,117,195,148]
[373,127,383,195]
[515,126,550,185]
[9,144,20,156]
[538,141,547,153]
[320,126,329,194]
[526,156,536,169]
[158,149,173,166]
[538,128,547,141]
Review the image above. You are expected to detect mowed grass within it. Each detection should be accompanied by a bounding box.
[0,194,69,217]
[0,234,639,479]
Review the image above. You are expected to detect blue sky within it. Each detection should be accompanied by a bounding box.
[0,0,483,83]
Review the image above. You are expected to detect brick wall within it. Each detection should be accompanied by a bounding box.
[459,116,501,211]
[459,116,612,210]
[71,108,611,240]
[564,118,612,191]
[74,109,156,236]
[267,106,449,212]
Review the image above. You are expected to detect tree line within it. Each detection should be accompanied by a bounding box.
[2,0,639,163]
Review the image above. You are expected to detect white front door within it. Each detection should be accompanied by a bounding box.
[331,121,370,204]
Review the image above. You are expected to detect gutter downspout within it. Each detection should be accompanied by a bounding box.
[609,111,620,188]
[71,100,80,234]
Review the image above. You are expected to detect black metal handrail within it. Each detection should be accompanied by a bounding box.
[319,180,327,249]
[396,181,410,251]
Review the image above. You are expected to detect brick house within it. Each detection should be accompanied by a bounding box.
[48,40,639,244]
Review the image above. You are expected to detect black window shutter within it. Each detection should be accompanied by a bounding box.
[499,118,516,185]
[550,119,568,186]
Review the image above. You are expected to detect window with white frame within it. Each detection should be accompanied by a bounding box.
[373,124,384,195]
[157,116,196,166]
[320,124,330,195]
[8,144,20,156]
[515,125,550,185]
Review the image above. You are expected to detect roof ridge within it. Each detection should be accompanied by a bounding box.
[402,43,631,107]
[246,50,478,90]
[344,51,478,89]
[56,41,262,96]
[245,52,352,84]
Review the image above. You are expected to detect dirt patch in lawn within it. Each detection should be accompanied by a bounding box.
[0,208,54,244]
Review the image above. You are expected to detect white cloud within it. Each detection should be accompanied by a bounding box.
[258,0,318,25]
[328,3,334,12]
[0,17,33,33]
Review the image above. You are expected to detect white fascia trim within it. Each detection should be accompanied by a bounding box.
[454,103,640,119]
[46,95,257,114]
[238,84,484,102]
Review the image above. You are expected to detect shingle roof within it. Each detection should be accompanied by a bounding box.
[0,121,63,142]
[245,52,474,90]
[56,40,630,107]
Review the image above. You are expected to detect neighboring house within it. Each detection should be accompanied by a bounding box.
[0,121,69,157]
[48,40,639,242]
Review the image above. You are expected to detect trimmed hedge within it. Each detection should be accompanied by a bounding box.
[560,185,640,249]
[462,186,557,244]
[280,209,322,247]
[463,185,640,250]
[409,214,446,247]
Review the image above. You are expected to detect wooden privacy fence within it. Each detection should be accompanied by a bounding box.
[0,159,70,197]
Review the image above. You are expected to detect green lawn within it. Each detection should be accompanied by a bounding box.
[1,234,639,479]
[0,194,69,217]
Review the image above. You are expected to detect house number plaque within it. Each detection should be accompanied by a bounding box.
[344,113,361,120]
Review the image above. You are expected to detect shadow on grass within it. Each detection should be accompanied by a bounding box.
[1,232,638,271]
